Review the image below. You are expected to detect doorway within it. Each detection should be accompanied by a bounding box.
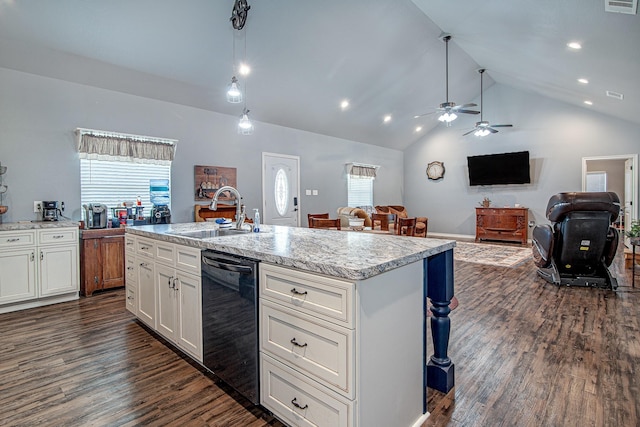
[262,152,300,227]
[582,154,638,246]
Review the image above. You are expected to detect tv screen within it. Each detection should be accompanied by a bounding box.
[467,151,531,186]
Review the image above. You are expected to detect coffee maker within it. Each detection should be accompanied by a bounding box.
[83,203,108,229]
[42,201,63,221]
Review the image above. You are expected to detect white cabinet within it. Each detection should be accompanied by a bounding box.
[260,261,428,427]
[126,234,202,362]
[0,227,79,314]
[0,247,36,304]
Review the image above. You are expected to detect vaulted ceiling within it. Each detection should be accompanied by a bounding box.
[0,0,638,150]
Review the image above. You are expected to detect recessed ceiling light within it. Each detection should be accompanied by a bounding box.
[383,115,392,123]
[415,126,423,132]
[577,78,589,84]
[584,100,593,106]
[340,100,350,110]
[567,42,582,50]
[239,62,251,76]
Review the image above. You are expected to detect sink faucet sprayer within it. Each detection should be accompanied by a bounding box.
[210,186,247,230]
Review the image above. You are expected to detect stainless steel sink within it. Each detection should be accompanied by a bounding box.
[168,228,251,239]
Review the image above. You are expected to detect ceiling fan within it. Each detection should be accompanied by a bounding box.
[414,34,479,125]
[463,69,513,136]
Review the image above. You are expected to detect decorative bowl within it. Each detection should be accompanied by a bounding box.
[0,205,7,214]
[349,217,365,231]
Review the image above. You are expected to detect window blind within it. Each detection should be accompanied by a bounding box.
[80,159,171,218]
[347,175,373,208]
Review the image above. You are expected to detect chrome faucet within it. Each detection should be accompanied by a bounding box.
[210,185,246,229]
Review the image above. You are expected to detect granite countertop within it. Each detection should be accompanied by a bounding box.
[127,222,455,280]
[0,220,79,232]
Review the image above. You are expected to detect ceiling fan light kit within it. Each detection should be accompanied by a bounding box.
[463,68,513,137]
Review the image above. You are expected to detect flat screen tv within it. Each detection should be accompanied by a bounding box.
[467,151,531,186]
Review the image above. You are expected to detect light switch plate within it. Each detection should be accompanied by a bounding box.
[305,189,311,195]
[312,190,318,195]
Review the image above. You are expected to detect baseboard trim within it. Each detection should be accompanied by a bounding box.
[427,232,475,241]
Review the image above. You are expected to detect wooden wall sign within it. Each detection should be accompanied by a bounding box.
[194,165,237,201]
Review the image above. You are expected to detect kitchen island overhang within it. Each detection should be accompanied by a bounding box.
[126,223,456,426]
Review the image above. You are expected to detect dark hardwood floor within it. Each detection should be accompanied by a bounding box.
[1,242,638,426]
[425,241,640,426]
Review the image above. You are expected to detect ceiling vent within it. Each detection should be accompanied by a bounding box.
[606,90,624,100]
[605,0,638,14]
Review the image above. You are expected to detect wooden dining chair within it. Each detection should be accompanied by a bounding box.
[370,213,393,231]
[309,217,341,229]
[307,213,329,227]
[396,217,417,236]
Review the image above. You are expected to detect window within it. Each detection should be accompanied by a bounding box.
[77,128,176,218]
[80,159,171,217]
[347,175,374,207]
[586,171,607,192]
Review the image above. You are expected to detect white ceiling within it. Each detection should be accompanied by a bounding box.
[0,0,638,150]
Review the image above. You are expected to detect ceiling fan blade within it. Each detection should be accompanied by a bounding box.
[456,103,477,109]
[490,124,513,128]
[456,109,480,115]
[413,111,437,118]
[462,128,477,136]
[487,127,499,133]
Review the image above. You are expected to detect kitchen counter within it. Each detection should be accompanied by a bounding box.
[126,222,455,281]
[0,220,79,232]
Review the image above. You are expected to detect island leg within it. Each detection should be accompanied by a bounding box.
[425,249,455,393]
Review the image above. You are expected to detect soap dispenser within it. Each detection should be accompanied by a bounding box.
[252,208,260,232]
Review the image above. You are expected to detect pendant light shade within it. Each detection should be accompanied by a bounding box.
[238,108,253,135]
[226,76,243,103]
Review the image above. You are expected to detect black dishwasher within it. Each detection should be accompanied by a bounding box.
[201,250,260,404]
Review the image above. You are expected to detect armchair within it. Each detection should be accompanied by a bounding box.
[532,192,620,290]
[375,205,428,237]
[336,207,372,228]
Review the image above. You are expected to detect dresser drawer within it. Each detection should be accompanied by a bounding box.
[261,354,353,427]
[38,228,77,245]
[260,263,354,327]
[261,300,354,398]
[175,244,201,275]
[135,237,156,259]
[155,241,175,266]
[0,231,36,248]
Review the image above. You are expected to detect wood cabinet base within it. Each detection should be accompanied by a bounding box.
[80,228,125,296]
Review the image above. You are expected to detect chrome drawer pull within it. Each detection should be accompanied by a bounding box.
[127,266,134,270]
[7,238,20,242]
[52,235,64,239]
[141,245,150,250]
[290,338,307,348]
[291,398,308,410]
[290,288,308,296]
[139,262,148,268]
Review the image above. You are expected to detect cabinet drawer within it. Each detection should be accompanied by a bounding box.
[38,228,77,245]
[125,286,137,315]
[135,237,156,259]
[260,263,354,327]
[125,256,138,286]
[175,245,201,275]
[261,354,353,427]
[0,231,36,248]
[261,300,354,398]
[124,234,136,253]
[155,241,175,266]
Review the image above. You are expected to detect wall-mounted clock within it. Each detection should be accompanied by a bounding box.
[426,161,445,180]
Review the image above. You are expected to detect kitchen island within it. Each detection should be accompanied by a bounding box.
[125,222,455,427]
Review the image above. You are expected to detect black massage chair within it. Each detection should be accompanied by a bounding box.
[532,192,620,290]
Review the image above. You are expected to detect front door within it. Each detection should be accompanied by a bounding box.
[262,153,300,227]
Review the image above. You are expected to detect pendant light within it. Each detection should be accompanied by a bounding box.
[238,107,253,135]
[226,75,242,103]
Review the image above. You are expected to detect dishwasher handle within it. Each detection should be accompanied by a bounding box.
[202,255,254,274]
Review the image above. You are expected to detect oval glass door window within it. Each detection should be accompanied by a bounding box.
[274,168,289,216]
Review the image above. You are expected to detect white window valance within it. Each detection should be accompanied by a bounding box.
[346,163,379,179]
[76,128,177,165]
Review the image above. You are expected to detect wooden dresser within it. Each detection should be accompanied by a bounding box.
[475,207,529,245]
[80,228,125,296]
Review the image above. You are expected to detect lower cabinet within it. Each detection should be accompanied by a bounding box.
[125,233,202,362]
[0,248,37,304]
[80,228,125,296]
[0,227,79,314]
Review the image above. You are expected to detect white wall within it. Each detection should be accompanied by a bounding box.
[404,84,640,238]
[0,67,404,224]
